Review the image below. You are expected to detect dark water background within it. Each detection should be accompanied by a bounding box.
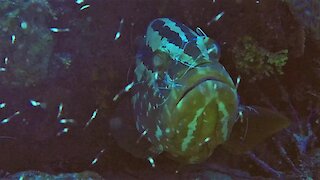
[0,0,319,179]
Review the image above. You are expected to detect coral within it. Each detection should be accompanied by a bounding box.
[0,0,55,87]
[237,73,320,178]
[248,103,320,178]
[232,36,288,82]
[6,170,104,179]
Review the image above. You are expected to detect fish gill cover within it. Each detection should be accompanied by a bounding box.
[0,0,319,179]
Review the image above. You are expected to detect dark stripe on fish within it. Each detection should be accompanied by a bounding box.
[136,45,155,70]
[175,21,198,42]
[183,41,202,60]
[155,27,183,48]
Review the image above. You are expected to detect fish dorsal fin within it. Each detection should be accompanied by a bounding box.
[221,106,290,154]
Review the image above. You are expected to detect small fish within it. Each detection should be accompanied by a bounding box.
[4,57,8,65]
[30,100,40,106]
[30,99,47,109]
[1,111,20,124]
[20,21,28,29]
[91,157,98,165]
[75,0,84,4]
[0,103,6,109]
[80,4,90,11]
[207,11,225,26]
[57,102,63,119]
[147,156,156,168]
[114,18,124,40]
[84,109,98,128]
[113,82,134,101]
[59,119,75,124]
[50,28,70,33]
[114,18,290,164]
[91,149,105,165]
[11,35,16,44]
[56,128,69,136]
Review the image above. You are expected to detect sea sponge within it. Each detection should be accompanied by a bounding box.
[232,36,288,82]
[0,0,54,87]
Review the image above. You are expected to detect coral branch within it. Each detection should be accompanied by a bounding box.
[246,152,284,178]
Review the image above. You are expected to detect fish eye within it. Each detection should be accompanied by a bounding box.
[204,38,221,61]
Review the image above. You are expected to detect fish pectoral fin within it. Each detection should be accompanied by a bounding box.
[110,95,153,159]
[221,106,290,155]
[110,116,151,158]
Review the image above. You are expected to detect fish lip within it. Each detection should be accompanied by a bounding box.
[175,77,228,106]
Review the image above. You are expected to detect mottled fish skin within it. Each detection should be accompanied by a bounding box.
[132,18,239,164]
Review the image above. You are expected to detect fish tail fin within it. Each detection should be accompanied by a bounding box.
[222,106,290,154]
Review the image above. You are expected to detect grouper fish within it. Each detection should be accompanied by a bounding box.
[111,18,290,164]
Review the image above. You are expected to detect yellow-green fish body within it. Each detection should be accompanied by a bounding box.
[132,18,239,164]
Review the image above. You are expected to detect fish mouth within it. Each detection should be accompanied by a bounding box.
[172,62,236,107]
[176,77,229,106]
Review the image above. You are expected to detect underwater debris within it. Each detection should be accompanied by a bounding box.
[232,36,288,82]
